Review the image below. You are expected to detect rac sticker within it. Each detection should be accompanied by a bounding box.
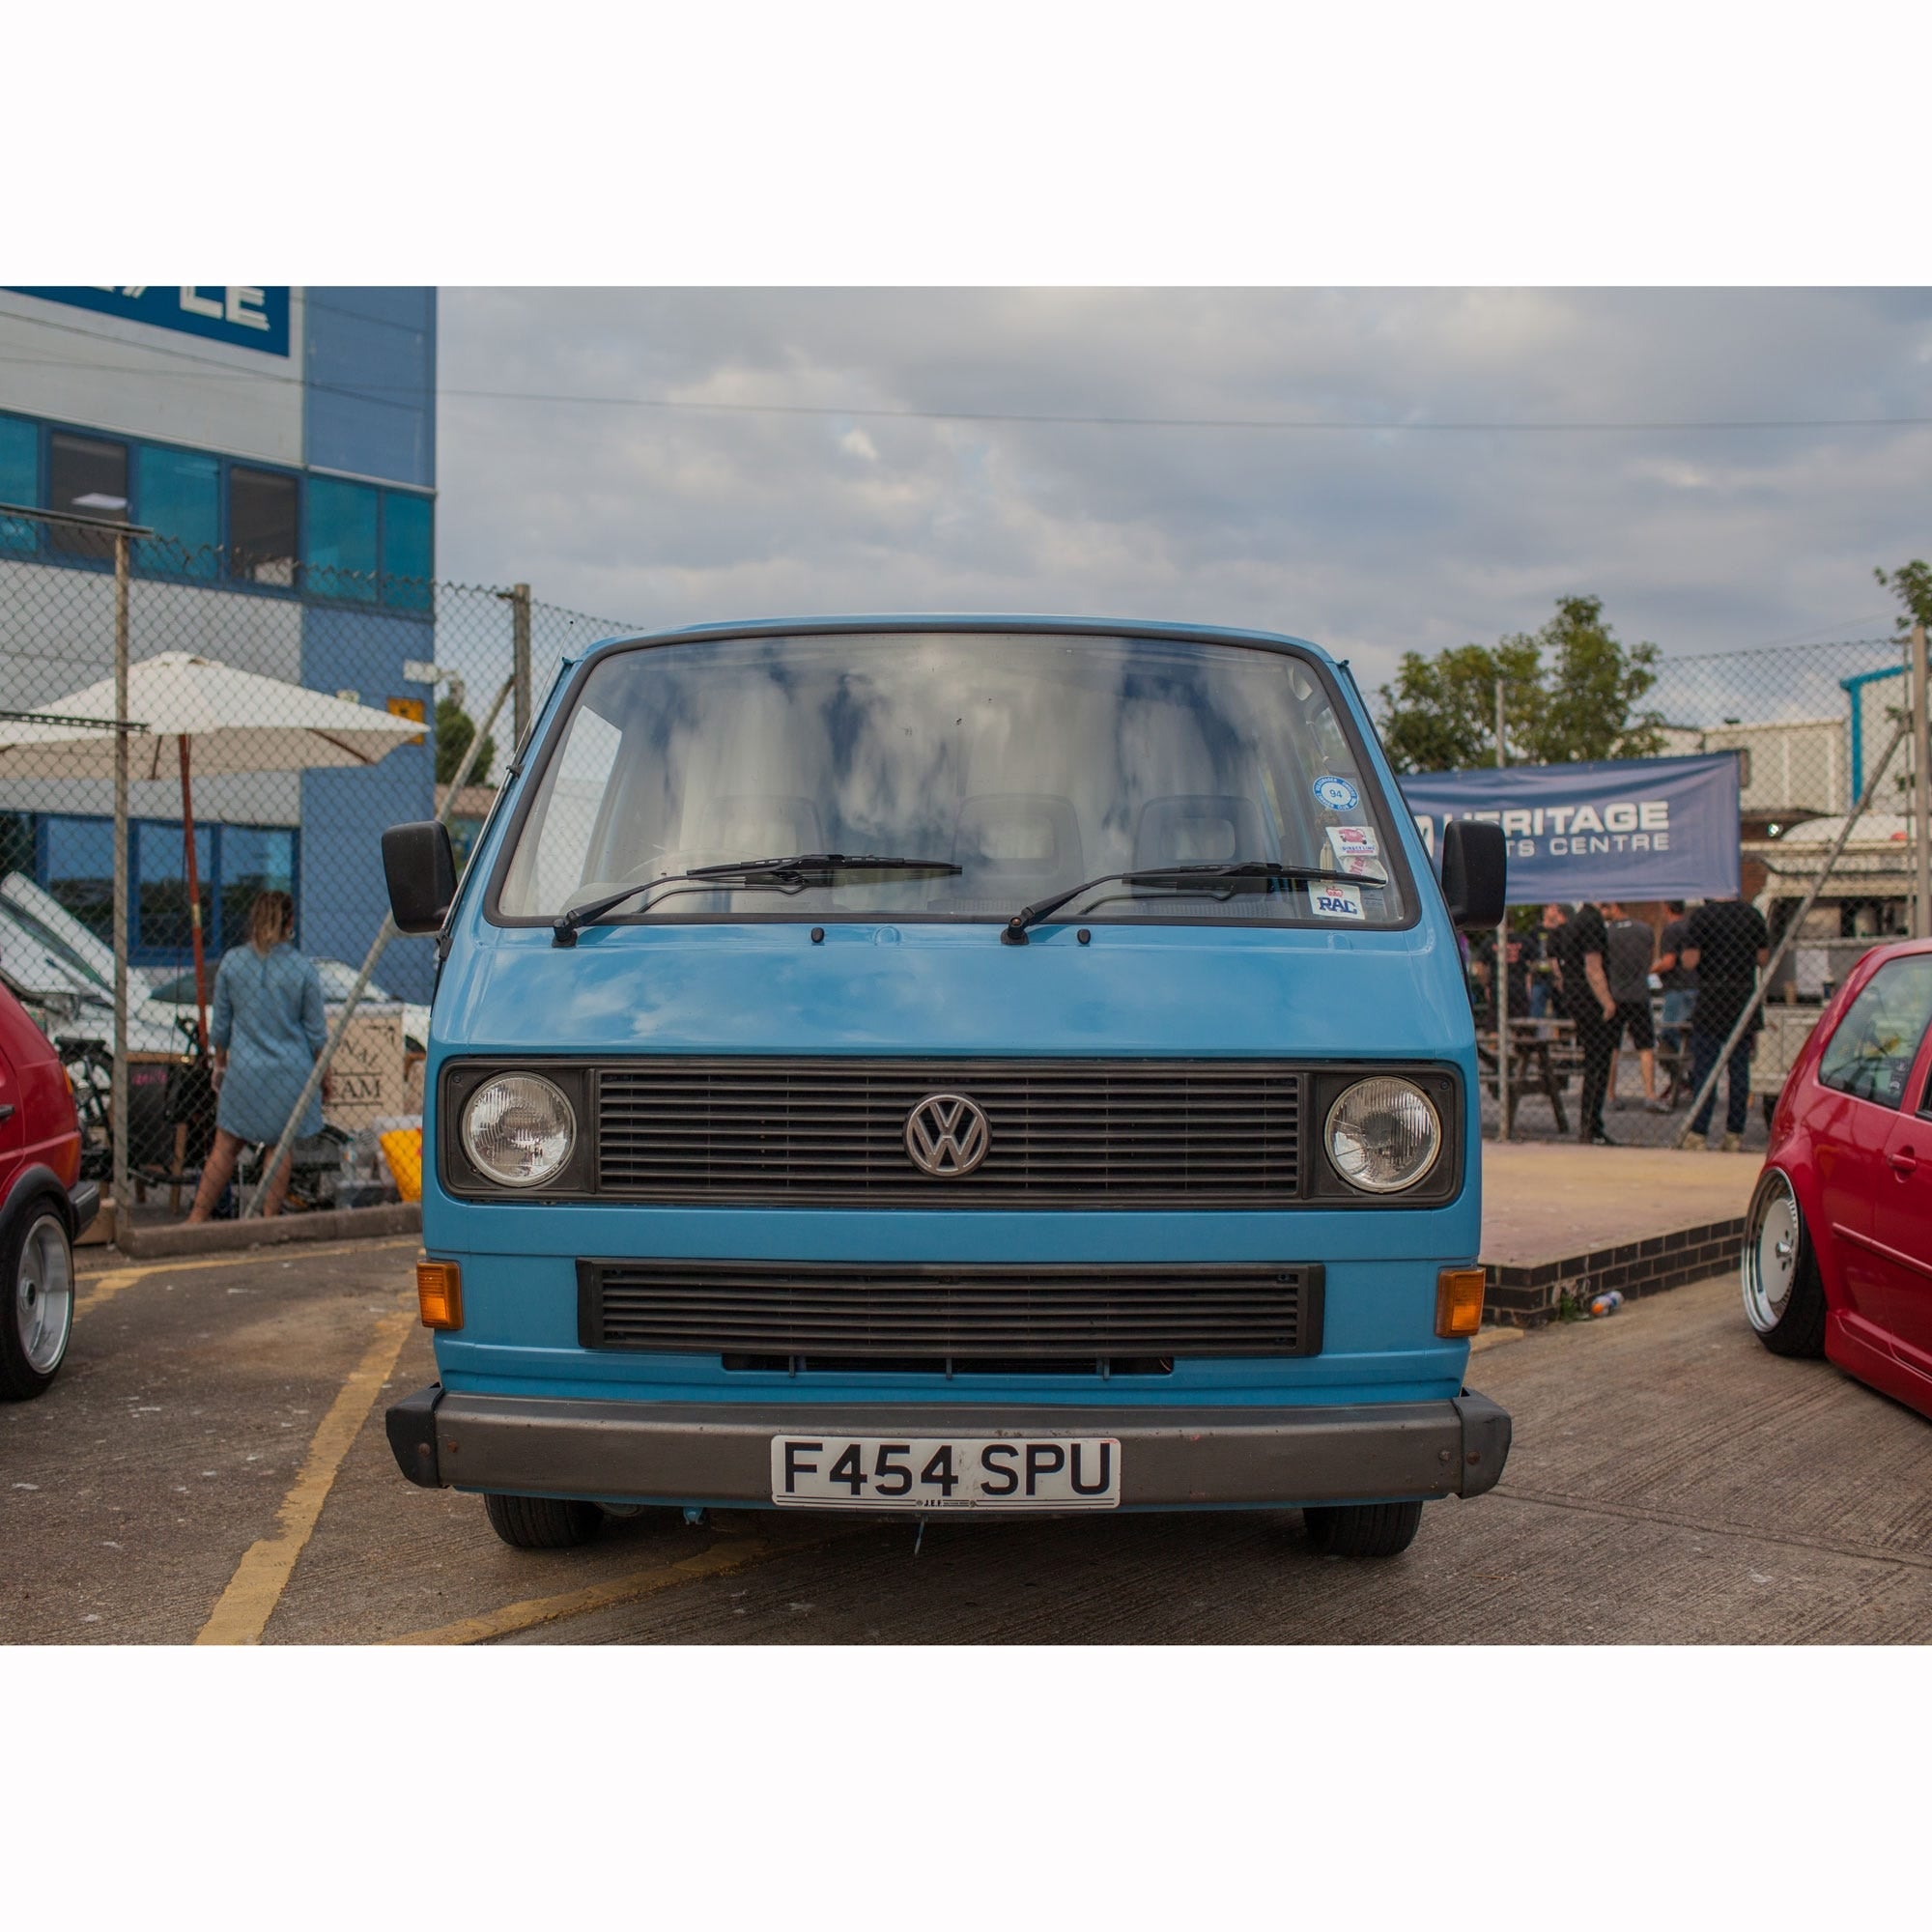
[1312,882,1365,921]
[1313,776,1359,811]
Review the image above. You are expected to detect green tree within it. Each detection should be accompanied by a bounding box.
[1515,595,1665,766]
[1377,595,1664,772]
[1376,638,1541,774]
[435,696,495,787]
[1873,559,1932,635]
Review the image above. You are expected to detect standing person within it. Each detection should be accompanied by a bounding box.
[1679,892,1771,1151]
[1655,899,1695,1065]
[1545,900,1619,1146]
[1603,902,1662,1112]
[1500,924,1530,1019]
[1525,920,1555,1018]
[186,891,329,1222]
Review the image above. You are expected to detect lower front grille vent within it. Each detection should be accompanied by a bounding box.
[579,1260,1323,1361]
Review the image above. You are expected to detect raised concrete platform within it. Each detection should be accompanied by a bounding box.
[1479,1141,1760,1324]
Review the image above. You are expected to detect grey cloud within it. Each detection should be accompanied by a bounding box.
[434,289,1932,696]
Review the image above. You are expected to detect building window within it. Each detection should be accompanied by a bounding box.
[47,432,128,561]
[0,414,37,554]
[229,466,299,586]
[42,816,115,941]
[134,820,214,962]
[135,443,220,580]
[381,489,433,611]
[305,474,379,603]
[33,814,300,967]
[220,825,298,949]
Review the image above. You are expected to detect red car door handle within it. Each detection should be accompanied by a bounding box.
[1889,1147,1918,1176]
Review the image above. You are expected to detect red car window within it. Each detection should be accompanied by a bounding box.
[1818,954,1932,1110]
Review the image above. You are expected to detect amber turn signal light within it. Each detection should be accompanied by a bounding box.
[1435,1266,1486,1338]
[416,1259,463,1331]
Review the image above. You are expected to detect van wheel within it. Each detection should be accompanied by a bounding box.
[1,1204,74,1402]
[483,1492,603,1549]
[1742,1167,1827,1358]
[1302,1499,1424,1558]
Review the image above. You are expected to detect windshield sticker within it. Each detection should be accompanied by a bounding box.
[1313,776,1359,812]
[1335,854,1381,877]
[1311,881,1365,921]
[1326,824,1378,860]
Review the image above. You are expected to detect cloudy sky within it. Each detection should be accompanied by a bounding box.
[434,288,1932,705]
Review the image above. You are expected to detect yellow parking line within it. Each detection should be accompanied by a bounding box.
[385,1532,844,1647]
[78,1236,419,1314]
[195,1296,417,1645]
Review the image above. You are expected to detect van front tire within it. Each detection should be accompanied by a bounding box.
[484,1492,603,1549]
[1302,1499,1425,1558]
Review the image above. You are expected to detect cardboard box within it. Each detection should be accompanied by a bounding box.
[325,1009,408,1132]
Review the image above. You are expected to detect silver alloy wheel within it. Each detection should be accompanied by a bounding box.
[16,1212,73,1376]
[1742,1169,1801,1335]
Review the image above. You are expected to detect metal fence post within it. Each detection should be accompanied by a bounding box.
[510,582,532,756]
[1913,621,1929,940]
[111,528,130,1231]
[1493,676,1510,1143]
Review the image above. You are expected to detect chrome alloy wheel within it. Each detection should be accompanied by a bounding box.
[1742,1169,1801,1335]
[15,1212,73,1377]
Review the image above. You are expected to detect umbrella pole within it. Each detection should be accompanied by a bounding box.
[180,736,211,1055]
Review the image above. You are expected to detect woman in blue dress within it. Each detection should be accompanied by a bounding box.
[187,891,330,1221]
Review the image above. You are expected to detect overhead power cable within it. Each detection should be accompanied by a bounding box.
[4,304,1932,436]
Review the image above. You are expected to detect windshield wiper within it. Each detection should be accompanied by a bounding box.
[1000,860,1388,945]
[553,853,960,946]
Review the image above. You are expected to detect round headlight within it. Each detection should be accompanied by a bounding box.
[1325,1077,1442,1194]
[462,1073,576,1188]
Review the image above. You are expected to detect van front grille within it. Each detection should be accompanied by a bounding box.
[578,1260,1323,1361]
[593,1058,1303,1206]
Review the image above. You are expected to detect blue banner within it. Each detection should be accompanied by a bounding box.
[8,286,290,357]
[1400,752,1741,905]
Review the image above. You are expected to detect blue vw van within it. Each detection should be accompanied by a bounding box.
[382,617,1511,1558]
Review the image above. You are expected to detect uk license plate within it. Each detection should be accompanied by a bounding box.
[771,1435,1122,1509]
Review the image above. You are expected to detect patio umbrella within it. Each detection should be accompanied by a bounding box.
[0,652,425,1051]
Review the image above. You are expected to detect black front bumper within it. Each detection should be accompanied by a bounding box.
[386,1384,1512,1510]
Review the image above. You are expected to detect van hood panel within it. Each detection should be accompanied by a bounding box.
[433,923,1470,1061]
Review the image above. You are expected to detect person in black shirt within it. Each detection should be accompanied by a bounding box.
[1680,895,1771,1149]
[1544,900,1619,1144]
[1654,898,1695,1062]
[1604,901,1662,1111]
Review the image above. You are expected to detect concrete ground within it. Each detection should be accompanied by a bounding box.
[1479,1140,1759,1265]
[8,1232,1932,1644]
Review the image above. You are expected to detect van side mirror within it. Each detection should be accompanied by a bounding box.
[383,821,457,935]
[1439,819,1507,930]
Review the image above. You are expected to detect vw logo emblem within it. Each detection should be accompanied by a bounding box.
[904,1093,990,1178]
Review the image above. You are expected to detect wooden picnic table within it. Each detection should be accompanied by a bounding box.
[1476,1016,1579,1136]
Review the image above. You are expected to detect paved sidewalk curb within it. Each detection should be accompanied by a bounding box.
[111,1202,421,1261]
[1483,1216,1746,1326]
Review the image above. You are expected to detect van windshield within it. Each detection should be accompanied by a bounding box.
[495,630,1410,929]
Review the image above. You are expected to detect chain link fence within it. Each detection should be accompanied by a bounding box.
[0,505,634,1230]
[4,500,1925,1213]
[1464,632,1928,1151]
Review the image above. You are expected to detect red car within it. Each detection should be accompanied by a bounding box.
[1744,937,1932,1416]
[0,983,99,1400]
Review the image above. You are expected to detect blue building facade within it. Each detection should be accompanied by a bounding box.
[0,287,440,1000]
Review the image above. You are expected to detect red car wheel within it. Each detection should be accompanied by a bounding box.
[1742,1168,1827,1360]
[2,1205,74,1401]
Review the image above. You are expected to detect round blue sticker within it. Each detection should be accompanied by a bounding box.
[1313,776,1359,811]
